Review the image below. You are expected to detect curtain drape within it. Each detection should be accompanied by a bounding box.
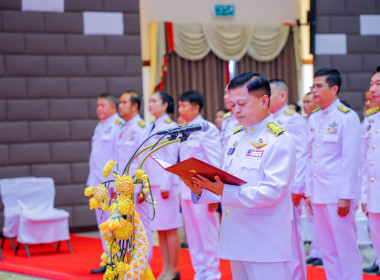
[235,28,299,103]
[164,51,226,122]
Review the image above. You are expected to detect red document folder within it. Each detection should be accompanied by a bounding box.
[151,156,247,186]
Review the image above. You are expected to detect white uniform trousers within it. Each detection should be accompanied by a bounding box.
[95,208,110,252]
[181,199,221,280]
[306,209,321,258]
[313,204,362,280]
[135,194,153,263]
[230,260,291,280]
[368,213,380,268]
[292,206,307,280]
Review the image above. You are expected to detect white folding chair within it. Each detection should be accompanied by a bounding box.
[15,177,72,257]
[0,177,34,252]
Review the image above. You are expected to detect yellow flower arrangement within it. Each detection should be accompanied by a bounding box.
[89,197,101,209]
[94,184,108,201]
[134,169,145,180]
[103,159,116,178]
[99,210,128,233]
[84,186,94,196]
[113,222,133,240]
[117,196,135,216]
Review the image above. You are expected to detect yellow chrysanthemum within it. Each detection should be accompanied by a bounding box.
[106,241,120,254]
[101,202,110,211]
[84,186,94,196]
[101,252,108,263]
[108,202,117,216]
[141,174,148,180]
[101,230,114,242]
[142,187,149,194]
[94,184,108,201]
[114,175,135,195]
[134,169,145,180]
[100,261,106,267]
[103,159,116,178]
[89,197,101,209]
[117,196,135,216]
[99,210,128,233]
[103,265,116,280]
[113,222,133,240]
[117,262,128,274]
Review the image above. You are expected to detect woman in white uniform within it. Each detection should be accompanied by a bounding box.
[144,91,181,280]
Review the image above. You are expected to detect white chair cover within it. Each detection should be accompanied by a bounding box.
[0,177,34,238]
[15,177,70,244]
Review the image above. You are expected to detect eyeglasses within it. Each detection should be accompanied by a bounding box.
[310,84,330,91]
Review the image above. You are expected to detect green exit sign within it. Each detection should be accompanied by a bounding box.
[215,5,235,16]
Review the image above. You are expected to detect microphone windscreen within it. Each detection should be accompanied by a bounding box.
[200,121,209,132]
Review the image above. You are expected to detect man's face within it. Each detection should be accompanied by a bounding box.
[303,94,318,116]
[312,75,337,109]
[224,87,232,111]
[370,72,380,105]
[214,110,224,130]
[96,98,115,120]
[178,101,199,123]
[269,84,285,113]
[119,94,134,120]
[229,86,269,127]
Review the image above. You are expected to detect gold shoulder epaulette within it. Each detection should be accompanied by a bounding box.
[266,122,285,137]
[312,107,321,114]
[116,118,123,125]
[338,105,350,113]
[284,109,295,116]
[138,120,146,128]
[366,106,380,117]
[223,111,231,119]
[164,119,173,124]
[233,125,245,134]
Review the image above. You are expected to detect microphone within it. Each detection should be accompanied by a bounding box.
[156,121,210,136]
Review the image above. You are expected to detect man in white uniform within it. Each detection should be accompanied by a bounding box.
[221,87,240,152]
[302,92,323,266]
[184,72,296,280]
[269,79,307,280]
[362,66,380,275]
[305,68,362,280]
[177,90,222,280]
[87,93,122,274]
[115,91,153,262]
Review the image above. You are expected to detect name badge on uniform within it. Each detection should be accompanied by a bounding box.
[246,149,264,158]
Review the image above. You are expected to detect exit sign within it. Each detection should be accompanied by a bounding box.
[214,5,235,16]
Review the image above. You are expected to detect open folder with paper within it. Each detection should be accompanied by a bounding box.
[151,156,247,186]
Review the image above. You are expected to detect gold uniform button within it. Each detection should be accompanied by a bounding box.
[371,177,375,182]
[371,161,374,166]
[237,153,241,158]
[231,171,235,175]
[313,173,317,178]
[250,127,254,132]
[244,136,248,140]
[225,210,229,215]
[376,129,379,133]
[373,145,376,150]
[314,158,318,163]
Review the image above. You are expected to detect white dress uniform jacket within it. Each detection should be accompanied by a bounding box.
[87,113,122,187]
[305,99,361,203]
[362,106,380,213]
[143,114,182,231]
[273,105,307,195]
[195,114,296,263]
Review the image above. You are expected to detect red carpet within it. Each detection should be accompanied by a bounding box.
[0,234,378,280]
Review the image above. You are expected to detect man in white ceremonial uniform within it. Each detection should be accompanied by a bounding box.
[87,93,122,274]
[177,90,222,280]
[362,66,380,276]
[302,93,323,266]
[305,68,362,280]
[183,72,296,280]
[269,79,308,280]
[115,91,153,262]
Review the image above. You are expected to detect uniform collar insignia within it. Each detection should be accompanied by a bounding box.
[366,106,380,117]
[329,121,338,127]
[116,118,123,124]
[223,111,231,119]
[284,109,294,116]
[233,125,245,134]
[312,107,321,114]
[138,120,146,128]
[164,118,173,123]
[338,105,350,113]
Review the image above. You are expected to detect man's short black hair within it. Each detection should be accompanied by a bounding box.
[228,72,271,105]
[99,93,118,110]
[374,66,380,75]
[314,68,342,95]
[123,91,141,110]
[179,90,204,112]
[155,90,175,115]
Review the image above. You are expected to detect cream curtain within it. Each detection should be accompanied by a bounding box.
[150,22,291,91]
